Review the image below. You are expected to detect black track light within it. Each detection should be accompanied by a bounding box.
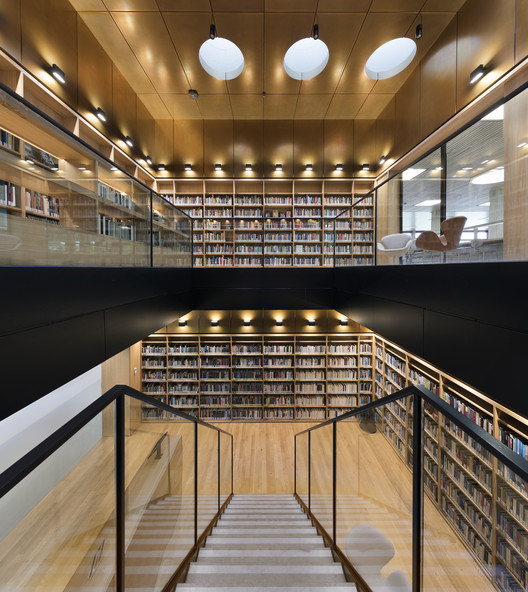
[210,24,216,39]
[470,64,489,84]
[313,24,319,40]
[415,23,422,40]
[146,156,153,166]
[95,108,106,122]
[48,64,66,84]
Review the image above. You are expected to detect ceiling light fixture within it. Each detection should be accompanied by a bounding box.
[517,140,527,148]
[415,24,423,40]
[178,319,187,327]
[124,136,133,148]
[245,163,252,172]
[365,38,417,80]
[243,318,251,326]
[479,202,490,207]
[188,89,199,99]
[339,318,349,326]
[199,23,245,80]
[362,163,370,171]
[416,199,441,206]
[379,155,386,165]
[275,163,283,172]
[305,163,313,172]
[158,164,166,172]
[185,163,192,171]
[470,64,489,84]
[471,168,504,185]
[110,166,118,171]
[275,318,283,326]
[78,166,86,171]
[214,163,222,171]
[211,318,219,327]
[402,168,425,181]
[146,156,153,166]
[284,24,329,81]
[335,163,344,171]
[48,64,66,84]
[94,108,106,122]
[307,318,316,326]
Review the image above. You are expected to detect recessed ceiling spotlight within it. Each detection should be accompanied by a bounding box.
[402,168,425,181]
[48,64,66,84]
[178,319,187,327]
[379,155,386,165]
[185,163,192,171]
[479,202,490,207]
[124,136,133,148]
[25,158,34,165]
[110,166,118,171]
[307,318,316,326]
[481,159,489,164]
[305,163,313,171]
[211,318,219,327]
[362,163,370,171]
[146,156,153,166]
[284,24,329,81]
[199,24,244,80]
[335,163,344,171]
[365,38,417,80]
[51,165,59,171]
[245,163,252,172]
[214,163,222,171]
[435,166,443,170]
[462,167,473,170]
[416,199,441,206]
[158,164,166,172]
[94,108,106,122]
[78,166,86,171]
[275,163,283,172]
[415,23,423,40]
[188,89,199,99]
[470,64,489,84]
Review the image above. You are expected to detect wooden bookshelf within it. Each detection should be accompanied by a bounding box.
[374,335,528,592]
[160,178,375,268]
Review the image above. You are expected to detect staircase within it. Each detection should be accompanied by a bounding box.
[177,494,355,591]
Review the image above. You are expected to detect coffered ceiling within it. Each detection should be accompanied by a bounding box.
[71,0,465,121]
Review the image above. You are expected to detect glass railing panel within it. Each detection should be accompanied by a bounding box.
[0,408,116,591]
[197,424,219,531]
[124,411,195,592]
[219,431,232,507]
[151,191,192,268]
[295,431,309,507]
[336,399,413,591]
[310,423,334,536]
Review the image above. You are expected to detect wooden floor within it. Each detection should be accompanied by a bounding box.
[0,419,494,592]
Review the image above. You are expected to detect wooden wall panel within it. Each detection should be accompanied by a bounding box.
[77,19,113,134]
[323,120,354,177]
[234,120,264,178]
[153,119,174,175]
[375,98,395,173]
[420,18,457,140]
[516,0,528,64]
[173,120,204,178]
[204,120,234,177]
[394,66,421,160]
[0,0,21,62]
[293,119,324,177]
[21,0,78,108]
[137,98,156,168]
[456,0,515,109]
[263,120,293,178]
[353,119,376,177]
[113,66,138,148]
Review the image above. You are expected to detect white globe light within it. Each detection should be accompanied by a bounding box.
[284,37,329,81]
[199,37,244,80]
[365,37,417,80]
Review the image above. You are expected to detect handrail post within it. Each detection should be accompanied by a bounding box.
[194,422,198,547]
[412,394,423,592]
[333,421,337,545]
[308,430,311,514]
[115,394,125,592]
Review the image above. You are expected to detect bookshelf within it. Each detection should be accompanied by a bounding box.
[374,335,528,592]
[159,179,374,268]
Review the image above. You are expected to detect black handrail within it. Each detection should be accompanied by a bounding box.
[294,384,528,592]
[0,384,234,592]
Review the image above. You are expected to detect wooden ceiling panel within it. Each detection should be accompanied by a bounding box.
[355,93,393,119]
[370,0,423,10]
[213,0,265,11]
[204,120,234,177]
[138,94,173,119]
[0,0,21,62]
[157,94,202,119]
[69,0,106,9]
[112,66,138,143]
[103,0,158,9]
[325,95,365,119]
[163,12,226,94]
[265,0,317,11]
[173,120,204,177]
[318,0,371,11]
[137,98,155,163]
[157,0,210,9]
[220,12,264,95]
[456,0,515,109]
[336,12,415,94]
[264,12,312,94]
[234,120,264,177]
[421,0,466,10]
[294,94,333,119]
[230,95,265,119]
[263,94,298,119]
[323,119,354,176]
[516,0,528,64]
[198,94,233,119]
[299,12,365,94]
[263,120,293,176]
[111,12,189,93]
[79,12,155,94]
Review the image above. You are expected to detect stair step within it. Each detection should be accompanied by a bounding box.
[184,574,348,586]
[188,565,344,575]
[177,587,354,591]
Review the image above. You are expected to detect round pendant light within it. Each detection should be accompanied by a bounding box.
[199,27,244,80]
[365,37,417,80]
[470,168,504,185]
[284,26,329,81]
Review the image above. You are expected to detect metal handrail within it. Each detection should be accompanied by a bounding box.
[294,384,528,592]
[0,384,234,592]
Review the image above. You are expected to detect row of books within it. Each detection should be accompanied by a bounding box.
[98,181,133,210]
[98,214,135,241]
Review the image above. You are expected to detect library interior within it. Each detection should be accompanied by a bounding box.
[1,1,528,592]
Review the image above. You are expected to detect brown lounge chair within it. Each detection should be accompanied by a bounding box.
[415,216,467,252]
